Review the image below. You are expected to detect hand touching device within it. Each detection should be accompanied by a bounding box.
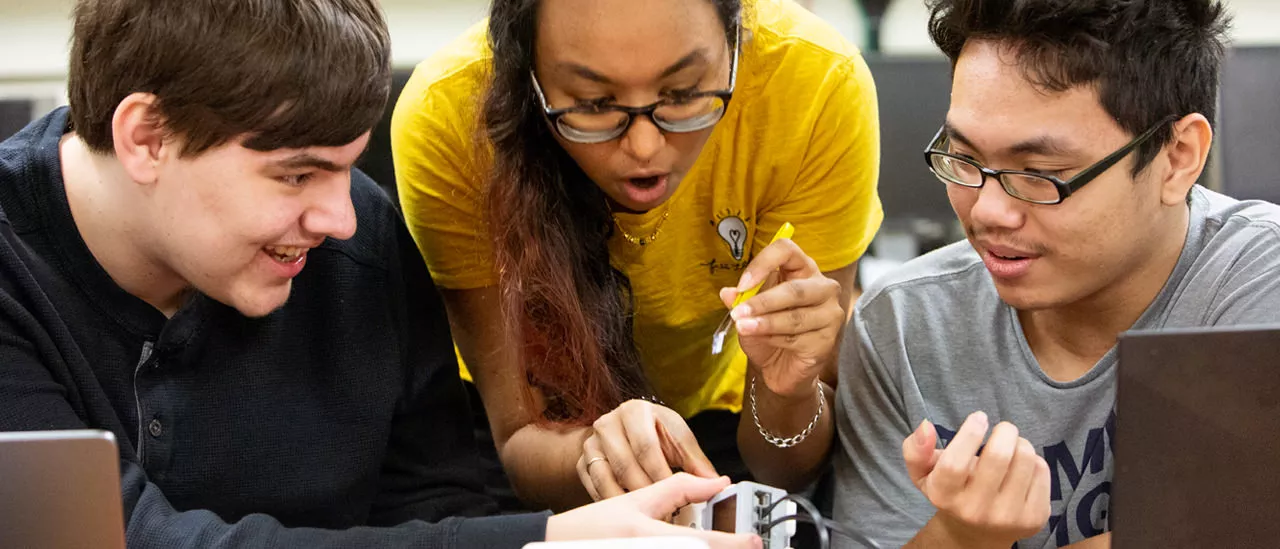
[680,481,796,549]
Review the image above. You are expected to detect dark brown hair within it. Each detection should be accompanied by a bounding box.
[69,0,391,157]
[928,0,1230,175]
[483,0,741,425]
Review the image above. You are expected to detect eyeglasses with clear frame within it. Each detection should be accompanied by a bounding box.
[530,23,741,144]
[922,115,1179,205]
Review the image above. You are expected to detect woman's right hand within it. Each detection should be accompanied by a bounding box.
[575,399,719,501]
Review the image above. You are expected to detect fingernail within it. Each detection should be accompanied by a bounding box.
[737,318,758,334]
[749,534,763,549]
[912,419,930,447]
[968,410,989,431]
[737,273,754,291]
[731,304,751,320]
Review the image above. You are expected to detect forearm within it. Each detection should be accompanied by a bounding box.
[738,263,853,489]
[902,516,1010,549]
[500,423,596,512]
[903,516,1100,549]
[738,375,835,491]
[439,286,591,511]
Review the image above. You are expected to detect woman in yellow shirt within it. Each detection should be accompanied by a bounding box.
[392,0,882,510]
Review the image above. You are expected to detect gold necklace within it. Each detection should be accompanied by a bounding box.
[613,207,671,247]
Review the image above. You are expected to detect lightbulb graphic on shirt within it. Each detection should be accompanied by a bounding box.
[716,215,748,261]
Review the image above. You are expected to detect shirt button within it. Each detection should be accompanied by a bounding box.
[148,419,163,438]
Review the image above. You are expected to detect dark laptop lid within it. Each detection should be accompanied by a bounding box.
[1113,326,1280,548]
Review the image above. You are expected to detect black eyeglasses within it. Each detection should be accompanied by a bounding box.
[923,115,1179,205]
[530,24,740,144]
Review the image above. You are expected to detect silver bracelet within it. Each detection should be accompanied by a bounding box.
[749,376,824,448]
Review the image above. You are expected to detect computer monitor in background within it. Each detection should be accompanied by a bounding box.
[864,56,955,224]
[356,69,415,209]
[1217,46,1280,204]
[0,99,34,142]
[863,56,960,258]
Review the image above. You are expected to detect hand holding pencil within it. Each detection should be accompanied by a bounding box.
[716,222,845,401]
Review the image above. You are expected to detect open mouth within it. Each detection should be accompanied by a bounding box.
[629,175,663,189]
[264,245,306,263]
[617,173,671,208]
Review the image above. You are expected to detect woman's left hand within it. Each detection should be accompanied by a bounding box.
[718,238,844,399]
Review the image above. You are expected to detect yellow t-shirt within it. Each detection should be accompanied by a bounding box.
[391,0,883,418]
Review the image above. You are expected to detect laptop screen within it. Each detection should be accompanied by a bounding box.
[1112,326,1280,548]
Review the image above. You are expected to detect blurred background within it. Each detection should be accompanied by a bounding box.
[2,0,1277,265]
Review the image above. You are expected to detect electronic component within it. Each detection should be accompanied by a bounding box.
[681,481,796,549]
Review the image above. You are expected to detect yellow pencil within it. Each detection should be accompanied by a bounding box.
[711,222,795,354]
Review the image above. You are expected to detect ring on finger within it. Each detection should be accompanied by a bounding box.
[585,456,608,468]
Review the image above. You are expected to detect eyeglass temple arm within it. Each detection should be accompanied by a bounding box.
[727,22,741,91]
[1062,114,1181,194]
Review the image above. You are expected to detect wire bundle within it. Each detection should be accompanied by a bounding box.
[761,494,882,549]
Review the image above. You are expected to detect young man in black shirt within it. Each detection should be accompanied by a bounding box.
[0,1,758,547]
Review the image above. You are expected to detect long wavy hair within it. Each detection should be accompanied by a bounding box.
[483,0,742,425]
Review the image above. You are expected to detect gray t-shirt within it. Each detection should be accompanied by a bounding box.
[832,186,1280,548]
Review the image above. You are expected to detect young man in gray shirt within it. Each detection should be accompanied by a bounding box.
[744,0,1280,547]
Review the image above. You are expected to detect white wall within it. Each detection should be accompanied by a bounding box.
[1,0,1278,95]
[371,0,1280,60]
[0,0,491,81]
[872,0,1280,55]
[382,0,489,69]
[0,0,74,81]
[0,0,73,104]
